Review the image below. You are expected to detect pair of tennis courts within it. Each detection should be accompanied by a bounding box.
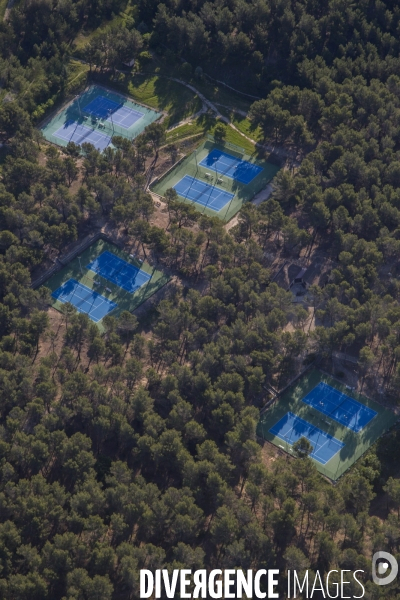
[51,249,153,322]
[87,251,151,294]
[302,382,377,433]
[44,239,170,331]
[270,412,344,465]
[200,149,263,184]
[54,121,111,152]
[83,96,143,129]
[268,383,376,464]
[258,368,394,480]
[41,85,162,152]
[52,279,117,322]
[173,175,234,211]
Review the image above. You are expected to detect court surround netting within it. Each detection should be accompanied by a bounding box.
[257,368,395,481]
[41,84,162,151]
[302,381,377,432]
[43,239,170,332]
[173,175,234,211]
[52,279,117,322]
[269,412,344,465]
[151,136,280,222]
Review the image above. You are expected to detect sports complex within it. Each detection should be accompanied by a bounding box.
[151,137,280,221]
[42,239,169,331]
[257,369,394,480]
[41,85,161,151]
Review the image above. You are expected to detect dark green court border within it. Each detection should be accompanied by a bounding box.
[42,239,170,332]
[257,368,396,481]
[151,138,279,222]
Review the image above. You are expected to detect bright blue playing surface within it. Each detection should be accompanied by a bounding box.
[200,149,263,184]
[173,175,234,211]
[269,412,344,465]
[54,121,111,151]
[52,279,117,322]
[302,382,377,433]
[83,96,143,129]
[87,251,151,293]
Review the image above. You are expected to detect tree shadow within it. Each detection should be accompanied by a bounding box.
[152,77,201,125]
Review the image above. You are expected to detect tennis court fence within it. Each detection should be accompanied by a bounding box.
[151,136,279,222]
[31,232,116,289]
[41,84,162,151]
[206,134,246,157]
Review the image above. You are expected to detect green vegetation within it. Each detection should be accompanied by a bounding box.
[187,77,254,114]
[1,0,400,597]
[127,74,202,126]
[73,0,137,54]
[165,115,258,154]
[66,60,90,93]
[165,122,204,144]
[0,0,8,20]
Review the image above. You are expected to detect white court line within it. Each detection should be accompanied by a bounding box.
[320,383,376,424]
[313,438,343,465]
[313,438,330,457]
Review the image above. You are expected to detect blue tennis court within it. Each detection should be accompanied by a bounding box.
[87,251,151,293]
[173,176,234,211]
[52,279,117,322]
[200,149,263,184]
[83,96,143,129]
[54,121,111,151]
[269,412,344,465]
[302,382,377,433]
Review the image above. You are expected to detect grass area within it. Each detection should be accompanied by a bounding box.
[43,239,170,333]
[223,123,257,155]
[166,113,257,155]
[257,368,395,481]
[66,60,90,93]
[166,123,205,144]
[127,74,202,127]
[187,77,254,114]
[73,0,137,53]
[219,109,264,145]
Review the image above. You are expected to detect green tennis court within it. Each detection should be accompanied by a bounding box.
[258,368,395,481]
[151,136,280,222]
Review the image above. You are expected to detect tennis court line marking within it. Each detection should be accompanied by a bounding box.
[200,149,263,183]
[280,423,334,464]
[269,412,344,465]
[54,123,111,148]
[87,251,151,292]
[302,382,377,432]
[173,175,234,210]
[52,279,117,322]
[83,96,144,128]
[313,438,334,462]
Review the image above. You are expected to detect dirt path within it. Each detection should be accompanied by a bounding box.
[214,103,248,117]
[169,77,296,162]
[225,183,274,231]
[66,59,296,162]
[167,105,207,132]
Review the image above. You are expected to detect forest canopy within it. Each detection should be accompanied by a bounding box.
[0,0,400,598]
